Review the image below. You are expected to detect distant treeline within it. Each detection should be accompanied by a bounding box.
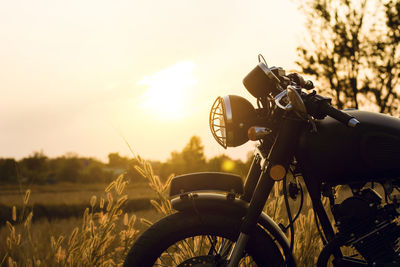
[0,198,152,224]
[0,136,251,184]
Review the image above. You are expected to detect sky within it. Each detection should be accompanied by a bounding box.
[0,0,305,162]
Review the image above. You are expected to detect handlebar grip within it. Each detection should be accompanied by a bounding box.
[320,102,360,127]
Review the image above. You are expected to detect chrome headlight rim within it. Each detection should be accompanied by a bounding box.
[209,95,256,148]
[222,95,233,125]
[209,96,228,148]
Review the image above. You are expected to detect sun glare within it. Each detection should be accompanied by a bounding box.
[137,61,197,120]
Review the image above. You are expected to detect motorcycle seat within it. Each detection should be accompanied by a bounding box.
[169,172,244,197]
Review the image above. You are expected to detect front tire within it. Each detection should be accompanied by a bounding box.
[124,210,285,266]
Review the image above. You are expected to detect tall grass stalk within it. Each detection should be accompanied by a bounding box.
[2,170,140,266]
[2,153,339,266]
[133,155,174,217]
[261,179,326,266]
[135,156,332,266]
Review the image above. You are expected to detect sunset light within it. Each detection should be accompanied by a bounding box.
[137,61,197,121]
[0,0,303,161]
[2,0,399,265]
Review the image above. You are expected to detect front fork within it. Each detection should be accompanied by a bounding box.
[228,117,304,267]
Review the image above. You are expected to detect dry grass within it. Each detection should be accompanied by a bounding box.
[261,180,327,266]
[0,154,349,266]
[0,151,174,267]
[0,182,155,206]
[2,176,138,266]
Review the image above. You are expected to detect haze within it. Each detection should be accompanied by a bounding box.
[0,0,304,161]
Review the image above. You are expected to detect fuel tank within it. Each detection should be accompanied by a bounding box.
[296,110,400,185]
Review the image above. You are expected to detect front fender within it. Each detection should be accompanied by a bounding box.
[171,192,297,266]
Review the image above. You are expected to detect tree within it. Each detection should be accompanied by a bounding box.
[0,158,18,184]
[107,152,130,168]
[181,135,206,172]
[364,0,400,114]
[207,154,248,177]
[81,163,112,183]
[160,136,206,178]
[297,0,400,114]
[20,151,49,183]
[55,156,82,182]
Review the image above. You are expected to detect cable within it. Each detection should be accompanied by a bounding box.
[279,170,305,255]
[283,177,295,252]
[291,181,304,224]
[258,54,267,66]
[282,171,304,230]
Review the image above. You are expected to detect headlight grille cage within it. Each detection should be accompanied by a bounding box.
[209,96,227,148]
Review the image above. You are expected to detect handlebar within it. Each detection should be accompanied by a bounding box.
[273,72,360,128]
[319,101,360,127]
[302,92,360,128]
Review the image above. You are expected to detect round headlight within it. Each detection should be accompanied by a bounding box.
[209,95,256,148]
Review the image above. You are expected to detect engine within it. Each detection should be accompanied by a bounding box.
[332,188,400,265]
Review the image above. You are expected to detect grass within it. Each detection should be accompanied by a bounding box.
[0,209,162,265]
[2,176,136,266]
[0,153,175,266]
[0,153,359,266]
[0,182,155,206]
[0,182,156,225]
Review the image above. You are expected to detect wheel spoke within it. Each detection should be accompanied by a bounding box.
[154,235,259,267]
[198,235,204,254]
[239,253,256,267]
[218,238,234,258]
[161,249,179,266]
[181,237,196,258]
[123,212,279,266]
[206,235,219,255]
[154,254,170,266]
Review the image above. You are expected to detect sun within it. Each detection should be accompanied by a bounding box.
[137,61,197,120]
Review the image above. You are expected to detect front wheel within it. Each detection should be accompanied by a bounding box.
[124,210,285,266]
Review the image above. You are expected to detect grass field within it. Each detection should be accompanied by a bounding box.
[0,172,325,266]
[0,208,162,263]
[0,181,158,226]
[0,182,156,206]
[0,167,166,266]
[0,156,365,266]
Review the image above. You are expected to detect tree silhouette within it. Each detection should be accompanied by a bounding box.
[20,151,49,183]
[160,136,206,178]
[363,0,400,114]
[0,158,17,184]
[181,135,206,172]
[107,152,130,168]
[297,0,400,114]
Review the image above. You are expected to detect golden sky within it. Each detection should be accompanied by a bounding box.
[0,0,305,161]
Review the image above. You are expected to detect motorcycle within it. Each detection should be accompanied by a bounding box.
[124,56,400,266]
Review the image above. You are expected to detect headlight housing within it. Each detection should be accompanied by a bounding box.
[209,95,256,148]
[242,62,284,98]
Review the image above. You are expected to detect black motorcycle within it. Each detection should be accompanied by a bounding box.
[124,56,400,266]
